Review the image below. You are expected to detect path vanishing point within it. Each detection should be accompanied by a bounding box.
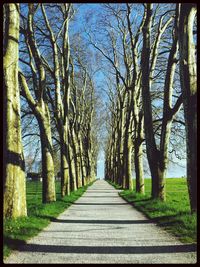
[4,180,197,264]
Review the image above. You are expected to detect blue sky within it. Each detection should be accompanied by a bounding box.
[96,152,186,179]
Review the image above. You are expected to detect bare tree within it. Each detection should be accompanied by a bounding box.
[141,4,183,200]
[19,3,56,203]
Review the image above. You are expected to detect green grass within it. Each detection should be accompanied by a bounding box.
[3,180,95,259]
[107,180,123,189]
[114,178,196,244]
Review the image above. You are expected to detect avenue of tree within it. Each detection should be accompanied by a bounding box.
[3,3,197,219]
[102,3,196,212]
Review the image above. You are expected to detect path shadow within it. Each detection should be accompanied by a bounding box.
[70,202,129,205]
[87,190,117,192]
[18,244,197,254]
[82,196,120,198]
[87,189,116,190]
[44,218,152,224]
[86,191,117,194]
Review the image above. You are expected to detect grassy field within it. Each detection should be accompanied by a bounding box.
[108,178,197,244]
[3,180,94,258]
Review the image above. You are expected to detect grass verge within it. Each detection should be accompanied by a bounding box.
[3,180,95,259]
[110,178,197,244]
[107,180,123,189]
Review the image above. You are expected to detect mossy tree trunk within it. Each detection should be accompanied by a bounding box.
[122,91,133,190]
[41,4,71,197]
[126,3,145,193]
[17,4,57,203]
[134,114,145,194]
[3,3,27,218]
[60,140,70,197]
[37,106,56,203]
[19,73,56,203]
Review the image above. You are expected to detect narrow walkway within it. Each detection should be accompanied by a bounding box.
[5,180,196,264]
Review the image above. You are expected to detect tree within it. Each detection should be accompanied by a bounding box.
[141,4,182,200]
[178,3,197,212]
[88,4,145,191]
[40,3,72,196]
[40,3,97,194]
[19,4,98,198]
[19,3,56,203]
[3,4,27,218]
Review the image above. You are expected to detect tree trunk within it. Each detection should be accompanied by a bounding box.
[117,102,125,186]
[19,71,57,203]
[179,3,197,213]
[60,129,70,197]
[123,134,132,190]
[41,3,73,196]
[135,140,144,194]
[141,4,162,199]
[79,138,86,186]
[158,5,180,201]
[68,138,77,191]
[72,129,82,188]
[126,134,133,190]
[38,109,56,203]
[133,94,145,194]
[61,147,70,197]
[3,4,27,218]
[123,91,133,190]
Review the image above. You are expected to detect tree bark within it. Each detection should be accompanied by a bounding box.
[61,142,70,197]
[135,115,145,194]
[3,3,27,218]
[159,6,180,201]
[38,111,56,203]
[79,137,86,186]
[42,3,72,196]
[142,4,183,201]
[19,72,56,203]
[179,3,197,213]
[141,3,161,199]
[21,4,57,203]
[122,91,133,190]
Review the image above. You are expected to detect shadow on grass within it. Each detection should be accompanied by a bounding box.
[151,214,189,228]
[126,197,152,203]
[4,237,27,250]
[36,214,55,221]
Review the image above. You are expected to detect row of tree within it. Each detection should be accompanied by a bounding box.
[3,3,98,218]
[101,4,196,212]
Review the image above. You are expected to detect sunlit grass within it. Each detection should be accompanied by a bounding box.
[116,178,196,244]
[3,180,95,259]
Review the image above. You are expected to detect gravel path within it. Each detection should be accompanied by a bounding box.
[4,179,196,264]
